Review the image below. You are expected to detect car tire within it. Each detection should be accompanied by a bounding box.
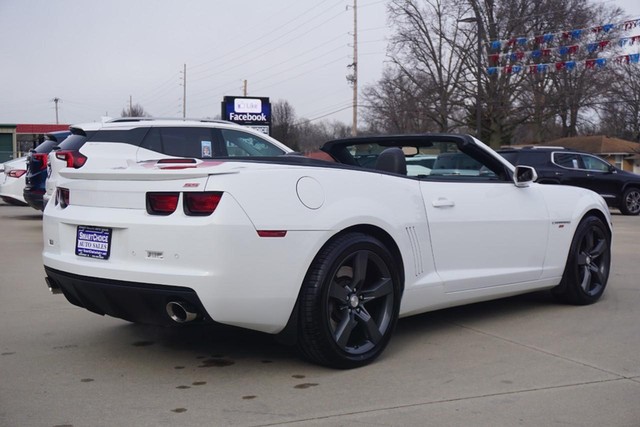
[552,215,611,305]
[619,187,640,216]
[297,232,401,369]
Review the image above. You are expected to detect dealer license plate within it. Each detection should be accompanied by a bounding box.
[75,226,112,260]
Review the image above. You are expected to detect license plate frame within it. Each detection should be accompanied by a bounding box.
[75,225,112,260]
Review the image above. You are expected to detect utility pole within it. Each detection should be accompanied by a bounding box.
[179,64,187,119]
[243,80,248,96]
[52,97,61,124]
[129,95,133,113]
[351,0,358,136]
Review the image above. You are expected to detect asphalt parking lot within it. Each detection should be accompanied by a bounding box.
[1,202,639,427]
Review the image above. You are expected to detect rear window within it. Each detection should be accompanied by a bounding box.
[140,127,217,158]
[87,128,149,146]
[498,151,519,164]
[137,127,285,159]
[55,132,96,151]
[553,152,582,169]
[34,139,61,153]
[34,132,71,153]
[219,129,285,157]
[499,150,549,166]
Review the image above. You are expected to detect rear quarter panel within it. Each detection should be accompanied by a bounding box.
[206,165,437,298]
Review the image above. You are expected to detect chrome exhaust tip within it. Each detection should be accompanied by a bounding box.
[45,277,62,295]
[166,301,198,323]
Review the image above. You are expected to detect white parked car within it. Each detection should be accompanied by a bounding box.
[43,125,98,207]
[42,133,612,368]
[0,157,28,206]
[44,118,290,206]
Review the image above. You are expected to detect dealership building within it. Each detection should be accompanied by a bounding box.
[0,123,70,162]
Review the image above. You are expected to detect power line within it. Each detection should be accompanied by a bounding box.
[296,104,353,124]
[188,50,349,110]
[189,32,347,87]
[188,0,344,78]
[189,7,347,86]
[253,56,349,93]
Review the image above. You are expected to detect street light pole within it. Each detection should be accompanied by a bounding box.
[458,17,482,139]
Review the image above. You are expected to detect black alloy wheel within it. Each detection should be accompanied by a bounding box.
[553,215,611,305]
[620,187,640,216]
[297,232,401,369]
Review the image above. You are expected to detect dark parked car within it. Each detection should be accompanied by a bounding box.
[23,131,70,210]
[499,146,640,215]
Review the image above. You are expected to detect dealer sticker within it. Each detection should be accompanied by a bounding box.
[76,226,112,260]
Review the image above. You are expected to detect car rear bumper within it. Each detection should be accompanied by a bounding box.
[0,177,27,204]
[45,266,213,326]
[23,187,45,211]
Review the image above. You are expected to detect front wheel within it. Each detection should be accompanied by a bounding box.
[552,215,611,305]
[297,233,402,369]
[620,187,640,215]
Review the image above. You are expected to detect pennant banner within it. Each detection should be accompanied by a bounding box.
[488,18,640,50]
[488,36,640,65]
[487,53,640,75]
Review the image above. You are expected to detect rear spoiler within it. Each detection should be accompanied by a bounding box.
[59,159,241,181]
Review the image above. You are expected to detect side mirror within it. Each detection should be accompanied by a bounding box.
[513,165,538,187]
[608,165,616,173]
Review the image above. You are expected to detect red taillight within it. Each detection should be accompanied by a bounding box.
[184,192,222,216]
[55,151,71,166]
[146,192,179,215]
[7,169,26,178]
[33,153,49,170]
[146,192,223,216]
[57,188,69,208]
[56,150,87,168]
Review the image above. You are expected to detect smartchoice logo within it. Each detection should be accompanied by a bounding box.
[229,112,268,122]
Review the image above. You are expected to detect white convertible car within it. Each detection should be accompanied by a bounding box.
[42,134,612,368]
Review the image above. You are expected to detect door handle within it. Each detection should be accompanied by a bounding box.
[432,198,455,208]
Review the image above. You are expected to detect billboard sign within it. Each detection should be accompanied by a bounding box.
[221,96,271,135]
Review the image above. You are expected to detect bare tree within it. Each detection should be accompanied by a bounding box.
[383,0,473,132]
[121,103,149,117]
[293,120,331,152]
[546,1,624,138]
[468,0,627,144]
[271,100,299,150]
[360,0,631,146]
[362,68,441,133]
[466,0,561,146]
[597,64,640,142]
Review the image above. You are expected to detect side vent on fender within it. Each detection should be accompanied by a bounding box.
[406,226,424,276]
